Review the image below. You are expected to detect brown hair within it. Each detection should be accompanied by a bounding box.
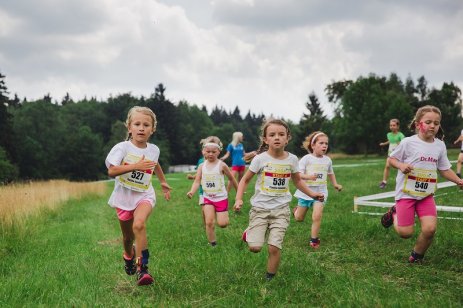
[125,106,157,141]
[256,118,292,154]
[409,105,444,139]
[390,118,400,126]
[301,131,328,153]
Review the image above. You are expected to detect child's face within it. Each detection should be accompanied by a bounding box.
[263,124,288,151]
[417,111,441,140]
[202,145,221,161]
[312,136,329,156]
[389,121,399,132]
[128,111,155,145]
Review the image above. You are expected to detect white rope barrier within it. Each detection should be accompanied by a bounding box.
[353,181,463,215]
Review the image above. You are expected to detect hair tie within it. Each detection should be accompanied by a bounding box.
[311,133,325,145]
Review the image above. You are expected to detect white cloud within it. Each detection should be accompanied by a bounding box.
[0,0,462,121]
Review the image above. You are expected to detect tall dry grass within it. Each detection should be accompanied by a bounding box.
[0,180,107,228]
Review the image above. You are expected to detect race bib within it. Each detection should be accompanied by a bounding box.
[305,164,328,186]
[118,153,154,192]
[403,168,437,197]
[201,174,224,197]
[261,163,291,196]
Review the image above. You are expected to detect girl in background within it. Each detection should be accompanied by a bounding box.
[381,105,463,263]
[221,132,257,192]
[187,136,238,246]
[106,106,172,286]
[234,119,324,280]
[379,119,405,189]
[293,131,342,249]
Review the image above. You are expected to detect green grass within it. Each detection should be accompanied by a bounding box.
[1,156,463,306]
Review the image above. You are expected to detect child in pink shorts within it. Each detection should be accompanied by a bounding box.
[381,105,463,263]
[187,136,238,246]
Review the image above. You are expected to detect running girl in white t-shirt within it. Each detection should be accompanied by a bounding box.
[234,119,324,280]
[381,105,463,263]
[106,106,172,286]
[187,136,238,247]
[293,131,342,249]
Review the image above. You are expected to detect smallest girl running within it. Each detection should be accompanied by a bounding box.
[293,131,342,249]
[187,136,238,246]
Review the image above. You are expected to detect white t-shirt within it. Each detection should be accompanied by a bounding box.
[389,135,451,200]
[105,141,160,210]
[248,151,299,209]
[294,154,334,202]
[460,129,463,151]
[200,160,227,202]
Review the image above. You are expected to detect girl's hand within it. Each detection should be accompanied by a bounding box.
[308,174,318,181]
[334,184,343,192]
[161,182,172,201]
[311,192,325,202]
[399,163,413,174]
[456,179,463,188]
[234,199,243,212]
[136,155,156,171]
[186,191,193,199]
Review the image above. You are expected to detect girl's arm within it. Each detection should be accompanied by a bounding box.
[233,170,255,211]
[292,172,324,202]
[388,157,413,174]
[300,173,318,181]
[379,140,389,147]
[154,162,172,201]
[328,173,342,191]
[454,135,463,144]
[244,150,257,162]
[220,151,231,161]
[439,169,463,187]
[187,165,203,198]
[222,163,239,191]
[107,155,156,178]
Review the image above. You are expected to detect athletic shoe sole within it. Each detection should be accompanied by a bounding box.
[137,273,154,286]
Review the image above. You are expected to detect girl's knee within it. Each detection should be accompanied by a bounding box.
[421,225,437,238]
[249,246,262,253]
[132,220,146,233]
[396,227,414,238]
[217,221,229,228]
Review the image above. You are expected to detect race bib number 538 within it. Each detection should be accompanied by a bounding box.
[261,163,291,196]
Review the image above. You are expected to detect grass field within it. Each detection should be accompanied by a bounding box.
[1,154,463,306]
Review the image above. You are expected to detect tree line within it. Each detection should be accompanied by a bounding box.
[0,72,461,183]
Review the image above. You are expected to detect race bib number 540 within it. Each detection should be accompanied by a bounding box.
[403,168,437,197]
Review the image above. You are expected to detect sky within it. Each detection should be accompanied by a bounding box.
[1,0,463,121]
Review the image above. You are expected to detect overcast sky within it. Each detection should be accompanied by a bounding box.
[1,0,462,121]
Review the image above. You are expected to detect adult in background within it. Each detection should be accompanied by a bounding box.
[220,132,257,192]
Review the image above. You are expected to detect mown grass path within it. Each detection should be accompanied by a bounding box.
[1,157,463,306]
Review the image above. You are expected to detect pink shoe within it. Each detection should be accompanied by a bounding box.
[136,265,154,286]
[309,238,320,249]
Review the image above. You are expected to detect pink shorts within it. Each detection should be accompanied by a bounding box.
[232,165,245,172]
[395,195,437,227]
[115,199,154,221]
[203,197,229,212]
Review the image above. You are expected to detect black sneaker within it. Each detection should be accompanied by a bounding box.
[123,247,136,275]
[381,206,396,228]
[136,264,154,286]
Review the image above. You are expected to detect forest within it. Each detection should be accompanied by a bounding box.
[0,71,461,182]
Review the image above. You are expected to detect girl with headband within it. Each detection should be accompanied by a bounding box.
[293,131,342,249]
[187,136,238,247]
